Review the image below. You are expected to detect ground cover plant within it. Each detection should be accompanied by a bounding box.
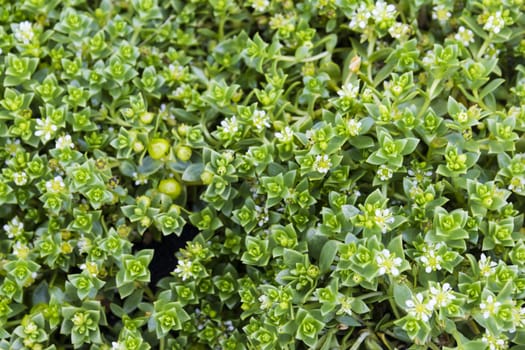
[1,0,525,349]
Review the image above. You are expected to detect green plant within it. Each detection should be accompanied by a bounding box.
[1,0,525,349]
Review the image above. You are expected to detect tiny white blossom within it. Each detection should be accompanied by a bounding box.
[13,171,29,186]
[454,26,475,46]
[173,85,187,99]
[347,119,362,137]
[55,134,74,150]
[111,341,125,350]
[479,253,497,277]
[24,321,38,334]
[80,261,99,276]
[508,177,525,193]
[168,64,185,80]
[420,249,443,273]
[375,249,403,276]
[77,235,92,253]
[389,22,411,39]
[12,241,30,258]
[337,295,353,316]
[483,11,505,34]
[421,50,435,67]
[337,82,359,100]
[220,116,240,135]
[349,3,371,30]
[429,283,456,308]
[377,165,394,181]
[174,259,194,281]
[3,217,24,238]
[34,118,58,142]
[258,295,272,309]
[45,176,66,193]
[5,138,21,156]
[372,0,397,23]
[251,0,270,12]
[252,110,270,131]
[313,154,332,174]
[480,295,501,319]
[483,43,500,60]
[13,21,35,44]
[132,172,148,185]
[275,126,294,143]
[374,208,394,233]
[432,4,451,22]
[406,293,435,322]
[482,332,507,350]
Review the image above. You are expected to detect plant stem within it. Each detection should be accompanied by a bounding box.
[416,78,441,119]
[276,51,331,63]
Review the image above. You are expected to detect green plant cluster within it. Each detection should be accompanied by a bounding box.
[1,0,525,349]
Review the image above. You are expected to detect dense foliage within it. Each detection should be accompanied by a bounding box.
[1,0,525,349]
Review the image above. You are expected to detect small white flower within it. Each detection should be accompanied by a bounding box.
[24,321,38,334]
[337,295,353,316]
[375,249,403,276]
[275,126,294,143]
[337,82,359,100]
[5,138,21,156]
[313,154,332,174]
[219,116,240,135]
[258,295,272,309]
[374,208,394,234]
[349,3,371,30]
[132,172,148,185]
[479,253,497,277]
[429,283,456,308]
[432,4,451,22]
[13,21,35,44]
[483,43,500,60]
[13,171,28,186]
[389,22,411,39]
[168,64,185,80]
[80,261,99,276]
[480,295,501,319]
[77,235,92,253]
[173,85,187,99]
[507,177,525,192]
[34,118,58,142]
[421,50,435,67]
[12,241,30,258]
[174,259,194,281]
[251,0,270,12]
[372,0,397,23]
[483,11,505,34]
[45,176,66,193]
[55,134,74,150]
[377,165,394,181]
[252,110,270,131]
[419,249,443,273]
[454,26,475,46]
[406,293,435,322]
[347,119,362,137]
[111,341,125,350]
[482,331,507,350]
[3,217,24,238]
